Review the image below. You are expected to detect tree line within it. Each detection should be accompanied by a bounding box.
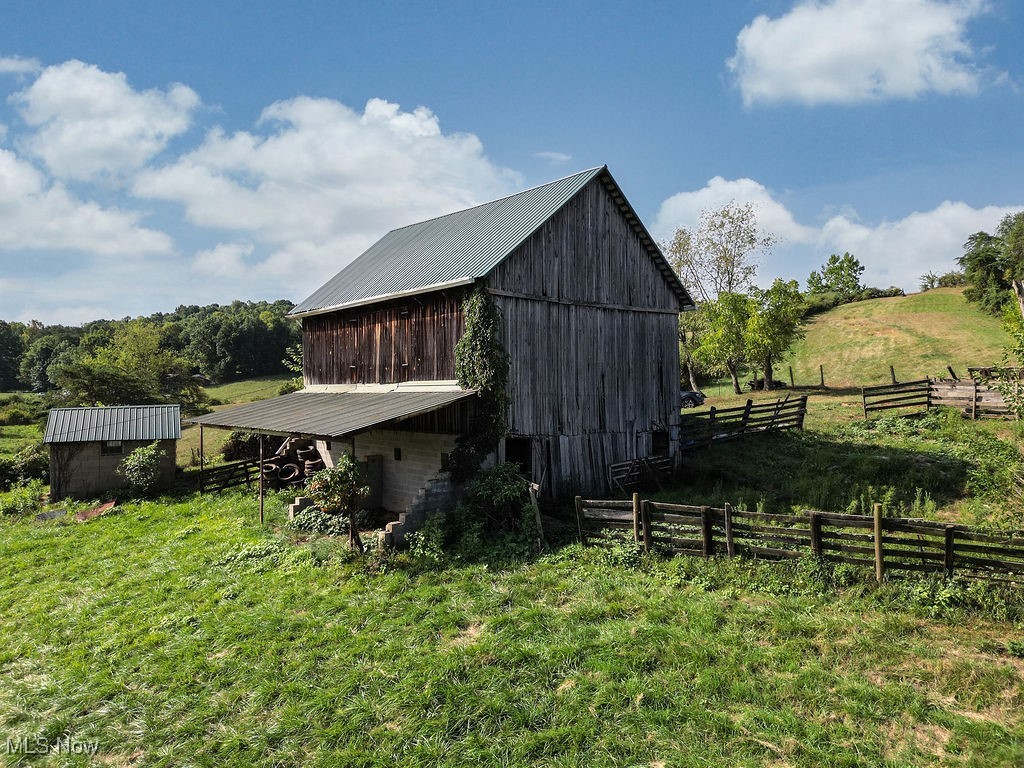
[0,300,300,410]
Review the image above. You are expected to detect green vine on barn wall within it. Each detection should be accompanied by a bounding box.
[450,287,510,480]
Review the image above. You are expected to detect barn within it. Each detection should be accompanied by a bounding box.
[44,405,181,501]
[190,166,692,537]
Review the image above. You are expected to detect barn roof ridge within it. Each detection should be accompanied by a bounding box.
[289,166,691,317]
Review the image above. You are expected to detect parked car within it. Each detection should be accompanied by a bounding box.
[680,390,706,408]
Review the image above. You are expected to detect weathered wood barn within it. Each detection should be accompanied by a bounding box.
[192,166,692,533]
[44,405,181,501]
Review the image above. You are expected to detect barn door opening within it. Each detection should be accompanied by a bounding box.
[504,437,533,479]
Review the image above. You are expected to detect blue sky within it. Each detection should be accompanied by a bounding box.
[0,0,1021,324]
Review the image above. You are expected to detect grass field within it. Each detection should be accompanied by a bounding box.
[1,491,1022,767]
[784,288,1008,389]
[0,424,42,457]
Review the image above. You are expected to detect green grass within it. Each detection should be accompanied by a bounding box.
[786,288,1008,388]
[0,424,42,457]
[0,491,1022,766]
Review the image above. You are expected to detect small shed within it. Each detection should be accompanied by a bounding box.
[44,405,181,500]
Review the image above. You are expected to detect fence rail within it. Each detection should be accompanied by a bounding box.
[575,495,1024,584]
[679,396,808,450]
[862,377,1012,420]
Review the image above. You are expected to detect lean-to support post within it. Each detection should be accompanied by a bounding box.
[259,433,265,525]
[199,425,204,494]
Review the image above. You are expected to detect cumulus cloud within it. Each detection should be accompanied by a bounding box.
[11,59,199,179]
[654,176,816,245]
[654,176,1020,291]
[728,0,995,106]
[819,201,1020,287]
[135,95,520,289]
[0,148,172,255]
[0,55,40,76]
[192,241,255,278]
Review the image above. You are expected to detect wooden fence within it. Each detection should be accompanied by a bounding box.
[198,459,261,493]
[862,378,1011,419]
[678,396,808,450]
[575,495,1024,584]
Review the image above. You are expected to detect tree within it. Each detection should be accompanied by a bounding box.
[806,253,864,298]
[664,201,777,393]
[0,321,26,391]
[49,321,202,409]
[745,279,804,389]
[305,457,371,552]
[693,292,754,394]
[998,212,1024,319]
[959,231,1009,314]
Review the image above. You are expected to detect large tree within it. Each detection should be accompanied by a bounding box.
[806,252,864,298]
[745,279,805,389]
[664,201,778,394]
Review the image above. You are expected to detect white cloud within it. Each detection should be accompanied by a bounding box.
[728,0,995,106]
[11,59,199,180]
[819,200,1020,287]
[0,55,40,76]
[192,241,254,278]
[654,176,816,245]
[0,148,172,255]
[533,151,572,164]
[135,95,520,290]
[655,176,1021,291]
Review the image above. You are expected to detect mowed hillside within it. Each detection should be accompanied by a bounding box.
[787,288,1009,388]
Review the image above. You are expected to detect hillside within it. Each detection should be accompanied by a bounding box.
[786,288,1009,388]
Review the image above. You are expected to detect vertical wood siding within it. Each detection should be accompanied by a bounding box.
[488,177,681,496]
[302,291,467,385]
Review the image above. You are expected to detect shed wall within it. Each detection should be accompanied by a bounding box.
[49,439,177,501]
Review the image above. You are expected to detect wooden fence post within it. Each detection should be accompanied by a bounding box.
[820,364,825,388]
[700,505,713,558]
[641,499,652,553]
[809,511,822,557]
[741,400,753,435]
[890,365,898,385]
[724,502,735,557]
[632,492,640,544]
[574,496,586,545]
[944,525,956,578]
[873,503,885,583]
[971,378,978,420]
[788,366,795,388]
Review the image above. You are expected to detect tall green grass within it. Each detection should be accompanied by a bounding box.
[0,491,1022,766]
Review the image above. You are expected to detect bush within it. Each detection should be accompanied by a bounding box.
[289,505,349,537]
[0,442,48,492]
[0,479,46,515]
[117,441,165,496]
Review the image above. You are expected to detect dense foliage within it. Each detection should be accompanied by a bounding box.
[117,441,167,496]
[0,300,300,399]
[451,288,510,478]
[958,211,1024,315]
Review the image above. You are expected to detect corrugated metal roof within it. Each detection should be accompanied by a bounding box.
[44,405,182,444]
[187,390,475,437]
[288,166,692,317]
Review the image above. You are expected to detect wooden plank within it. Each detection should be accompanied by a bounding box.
[861,378,931,393]
[820,529,875,544]
[954,542,1024,559]
[733,543,804,559]
[581,499,634,510]
[725,502,736,557]
[956,530,1024,546]
[731,522,812,539]
[574,495,585,545]
[954,555,1024,574]
[730,509,807,524]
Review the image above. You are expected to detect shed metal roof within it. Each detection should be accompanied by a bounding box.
[187,390,474,438]
[44,405,182,444]
[289,166,692,317]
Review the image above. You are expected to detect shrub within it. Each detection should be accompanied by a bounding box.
[0,442,48,492]
[117,441,165,496]
[0,479,46,515]
[289,505,349,537]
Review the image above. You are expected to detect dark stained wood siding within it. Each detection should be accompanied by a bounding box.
[487,176,681,496]
[302,290,467,385]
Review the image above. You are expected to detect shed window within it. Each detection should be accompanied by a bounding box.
[101,440,123,455]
